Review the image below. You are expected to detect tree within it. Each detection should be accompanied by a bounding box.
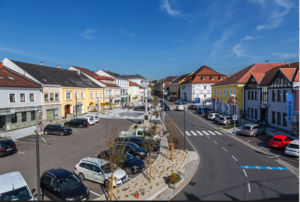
[98,125,128,200]
[150,96,159,121]
[151,80,157,84]
[165,114,179,161]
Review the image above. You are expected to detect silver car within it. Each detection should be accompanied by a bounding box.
[218,116,234,125]
[208,113,221,120]
[241,124,265,137]
[214,114,223,122]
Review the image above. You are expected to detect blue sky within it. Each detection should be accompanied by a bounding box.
[0,0,298,81]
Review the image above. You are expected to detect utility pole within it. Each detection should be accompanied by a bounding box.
[184,107,186,151]
[34,106,41,201]
[75,94,77,118]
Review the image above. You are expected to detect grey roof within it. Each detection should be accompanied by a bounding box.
[11,60,102,88]
[164,76,177,82]
[170,74,189,84]
[121,74,147,80]
[103,71,129,80]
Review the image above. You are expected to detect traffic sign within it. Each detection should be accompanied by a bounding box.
[232,115,238,120]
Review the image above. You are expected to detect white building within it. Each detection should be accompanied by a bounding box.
[121,74,149,102]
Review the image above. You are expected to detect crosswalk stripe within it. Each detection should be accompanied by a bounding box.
[196,131,204,136]
[191,131,197,136]
[208,131,216,135]
[202,131,210,135]
[185,131,191,136]
[214,131,223,135]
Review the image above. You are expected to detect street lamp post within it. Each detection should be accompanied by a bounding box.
[34,106,41,201]
[184,107,186,151]
[230,94,236,136]
[75,95,77,118]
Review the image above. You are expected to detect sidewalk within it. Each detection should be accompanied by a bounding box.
[0,126,37,140]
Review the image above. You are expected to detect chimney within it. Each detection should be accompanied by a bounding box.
[40,62,44,66]
[0,62,3,69]
[107,70,110,72]
[57,65,61,69]
[77,69,81,75]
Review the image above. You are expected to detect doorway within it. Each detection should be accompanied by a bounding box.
[0,116,6,131]
[65,105,71,118]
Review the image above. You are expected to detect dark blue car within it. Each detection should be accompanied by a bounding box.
[197,107,211,114]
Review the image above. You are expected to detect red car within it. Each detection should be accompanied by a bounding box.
[171,98,177,102]
[269,135,295,149]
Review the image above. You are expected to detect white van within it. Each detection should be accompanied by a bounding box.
[285,140,299,157]
[0,171,36,201]
[176,105,184,111]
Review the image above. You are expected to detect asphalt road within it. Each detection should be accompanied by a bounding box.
[0,118,158,200]
[161,99,299,201]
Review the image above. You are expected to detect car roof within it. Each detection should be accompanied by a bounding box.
[80,157,109,167]
[289,140,299,145]
[117,142,136,146]
[0,171,29,194]
[0,138,12,142]
[222,116,231,118]
[46,124,61,127]
[44,168,72,180]
[244,124,258,127]
[273,135,288,139]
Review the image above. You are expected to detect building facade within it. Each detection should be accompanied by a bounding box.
[128,81,140,104]
[122,74,149,103]
[169,74,190,99]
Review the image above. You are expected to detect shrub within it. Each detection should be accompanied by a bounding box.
[154,122,157,124]
[133,125,138,129]
[138,121,141,124]
[169,172,180,184]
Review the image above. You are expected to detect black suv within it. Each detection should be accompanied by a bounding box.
[115,136,159,151]
[115,142,148,159]
[64,118,89,128]
[98,151,145,175]
[40,168,89,201]
[0,138,17,157]
[44,125,72,136]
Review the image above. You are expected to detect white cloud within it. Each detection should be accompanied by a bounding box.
[160,0,191,21]
[168,57,176,61]
[119,28,136,37]
[241,36,260,40]
[78,29,98,39]
[211,29,233,56]
[273,53,299,58]
[232,43,258,58]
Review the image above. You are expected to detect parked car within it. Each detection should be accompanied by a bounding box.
[84,117,95,126]
[115,136,160,151]
[241,124,265,137]
[214,114,223,122]
[115,142,148,159]
[176,100,186,104]
[269,135,295,149]
[207,113,221,120]
[74,157,127,188]
[40,168,89,201]
[285,140,299,157]
[44,125,72,136]
[176,105,184,111]
[204,110,214,118]
[188,105,197,110]
[87,115,99,123]
[163,105,170,111]
[197,107,211,114]
[0,171,36,201]
[64,118,89,128]
[0,138,17,157]
[98,150,145,175]
[133,106,148,111]
[218,116,234,125]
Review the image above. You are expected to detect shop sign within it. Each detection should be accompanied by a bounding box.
[0,108,15,115]
[287,94,294,122]
[212,99,215,101]
[257,103,270,107]
[76,102,83,105]
[95,100,98,104]
[228,96,237,105]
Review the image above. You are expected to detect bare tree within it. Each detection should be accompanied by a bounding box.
[165,114,179,161]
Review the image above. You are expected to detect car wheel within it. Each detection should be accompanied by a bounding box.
[135,155,141,159]
[79,124,83,128]
[263,130,265,133]
[124,167,132,175]
[44,131,48,135]
[60,132,64,136]
[104,180,109,187]
[79,173,85,181]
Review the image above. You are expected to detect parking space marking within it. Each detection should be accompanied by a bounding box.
[190,131,197,136]
[275,155,281,158]
[240,166,288,170]
[242,169,247,177]
[232,155,238,162]
[213,140,218,144]
[17,140,48,146]
[202,131,210,136]
[208,131,216,135]
[248,183,251,193]
[17,152,25,154]
[222,147,227,152]
[207,136,210,139]
[89,190,101,197]
[214,131,223,135]
[41,137,46,142]
[258,147,264,150]
[185,131,191,136]
[246,140,251,143]
[196,131,204,136]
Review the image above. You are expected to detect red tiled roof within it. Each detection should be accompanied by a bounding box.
[280,68,296,81]
[94,75,115,81]
[129,81,140,86]
[193,65,226,76]
[252,73,265,84]
[294,70,299,82]
[0,66,41,88]
[213,63,287,86]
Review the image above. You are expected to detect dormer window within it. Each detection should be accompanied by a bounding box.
[211,77,214,81]
[220,77,223,81]
[202,77,205,81]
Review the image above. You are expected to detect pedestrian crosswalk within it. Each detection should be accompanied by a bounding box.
[185,130,223,136]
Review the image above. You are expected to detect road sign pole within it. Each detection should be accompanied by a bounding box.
[234,95,236,136]
[184,107,186,151]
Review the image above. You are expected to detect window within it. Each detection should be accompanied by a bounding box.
[81,92,84,99]
[213,89,215,96]
[44,93,49,101]
[96,92,98,98]
[219,89,221,96]
[76,81,84,84]
[233,88,236,95]
[283,90,287,102]
[100,92,103,98]
[90,92,93,99]
[255,109,257,119]
[277,112,281,125]
[248,91,250,100]
[226,89,228,96]
[248,108,250,117]
[50,93,54,101]
[216,89,218,96]
[277,90,281,102]
[20,93,25,102]
[251,91,253,100]
[229,89,232,96]
[7,76,15,80]
[202,78,205,81]
[204,85,207,90]
[272,90,276,101]
[211,77,214,81]
[223,89,225,96]
[10,94,15,102]
[204,94,206,97]
[220,77,223,81]
[283,113,287,126]
[31,111,35,121]
[75,92,78,99]
[251,108,253,118]
[11,114,17,123]
[29,93,34,102]
[22,112,27,122]
[55,93,59,100]
[66,92,71,100]
[272,111,275,124]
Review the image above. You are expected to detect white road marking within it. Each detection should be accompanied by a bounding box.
[275,155,281,158]
[243,169,247,177]
[232,155,238,161]
[246,140,251,143]
[196,131,204,136]
[41,137,46,142]
[207,136,210,139]
[213,140,218,144]
[208,131,216,135]
[258,147,264,150]
[202,131,210,136]
[185,131,191,136]
[222,147,227,152]
[248,183,251,193]
[89,190,101,196]
[17,152,25,154]
[214,131,223,135]
[17,140,48,146]
[190,131,198,136]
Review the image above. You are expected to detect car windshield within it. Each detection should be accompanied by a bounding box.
[272,138,282,142]
[287,144,299,149]
[243,126,252,130]
[101,163,117,173]
[95,116,98,118]
[131,143,140,150]
[58,174,81,191]
[58,125,65,129]
[126,153,135,161]
[0,186,32,201]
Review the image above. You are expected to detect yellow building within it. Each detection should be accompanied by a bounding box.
[169,73,192,99]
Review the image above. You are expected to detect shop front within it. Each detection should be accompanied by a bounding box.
[46,109,58,121]
[76,101,84,114]
[121,97,127,105]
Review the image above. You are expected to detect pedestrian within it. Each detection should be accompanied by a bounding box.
[262,119,267,130]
